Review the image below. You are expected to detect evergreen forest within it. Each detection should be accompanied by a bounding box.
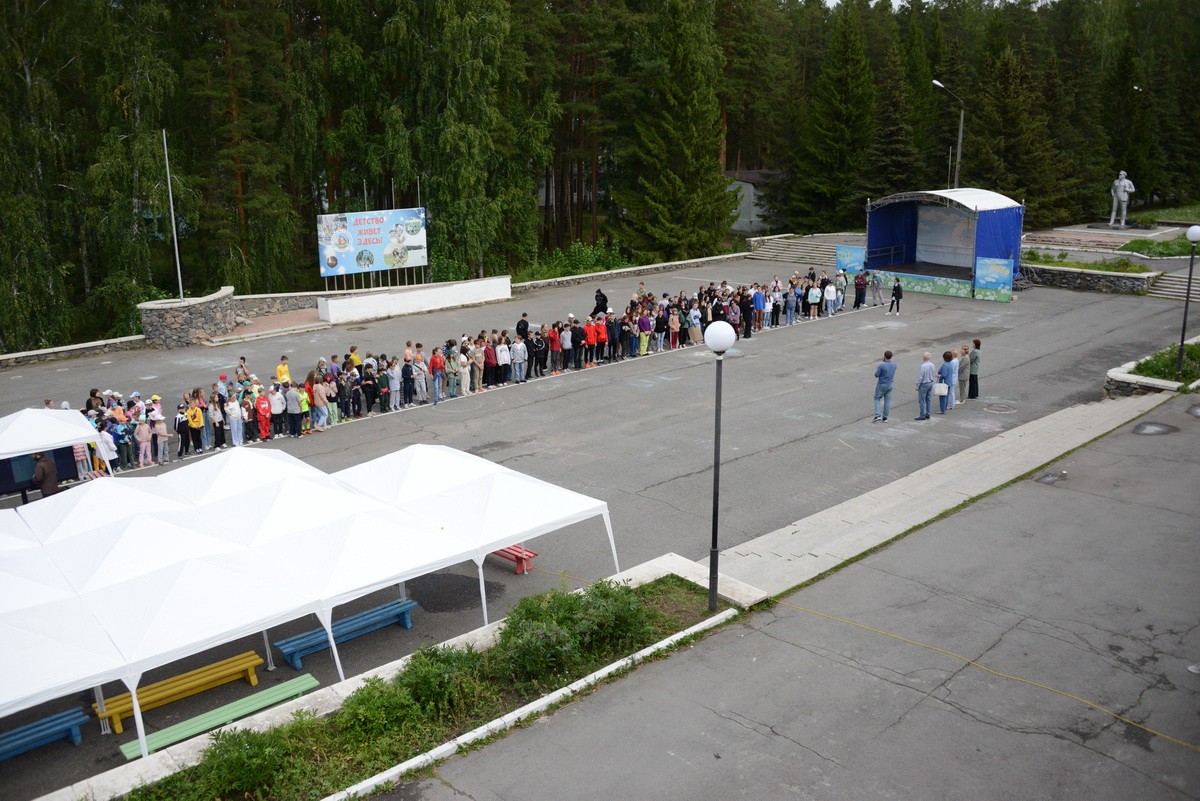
[2,0,1197,350]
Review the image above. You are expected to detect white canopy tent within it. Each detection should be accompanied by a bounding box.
[335,445,621,624]
[0,444,619,760]
[0,408,103,460]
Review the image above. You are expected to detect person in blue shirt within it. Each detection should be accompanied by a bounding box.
[937,351,956,414]
[873,350,897,422]
[752,285,767,331]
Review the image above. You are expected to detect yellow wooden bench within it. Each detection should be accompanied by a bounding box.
[93,651,264,734]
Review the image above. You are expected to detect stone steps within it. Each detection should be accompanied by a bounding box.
[1148,273,1200,302]
[205,321,331,347]
[747,237,839,268]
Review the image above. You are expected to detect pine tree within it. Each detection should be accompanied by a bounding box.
[609,0,736,262]
[771,0,875,231]
[857,42,921,204]
[967,45,1068,227]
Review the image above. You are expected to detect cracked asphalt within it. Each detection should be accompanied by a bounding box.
[378,395,1200,801]
[2,260,1196,800]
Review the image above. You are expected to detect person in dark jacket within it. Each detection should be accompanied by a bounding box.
[887,278,903,315]
[32,452,58,496]
[590,288,608,318]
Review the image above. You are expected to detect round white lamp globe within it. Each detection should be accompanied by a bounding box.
[704,320,737,355]
[1187,225,1200,244]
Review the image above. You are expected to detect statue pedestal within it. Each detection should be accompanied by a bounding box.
[1086,222,1154,231]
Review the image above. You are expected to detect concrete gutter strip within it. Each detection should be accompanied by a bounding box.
[320,608,739,801]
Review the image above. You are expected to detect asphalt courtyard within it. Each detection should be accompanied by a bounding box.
[381,394,1200,801]
[0,259,1193,799]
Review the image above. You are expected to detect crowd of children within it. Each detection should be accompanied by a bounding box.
[49,268,906,478]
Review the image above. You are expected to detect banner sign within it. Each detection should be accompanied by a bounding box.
[318,207,427,277]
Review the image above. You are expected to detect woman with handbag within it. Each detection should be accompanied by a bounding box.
[936,351,955,414]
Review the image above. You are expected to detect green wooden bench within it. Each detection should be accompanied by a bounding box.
[120,674,319,760]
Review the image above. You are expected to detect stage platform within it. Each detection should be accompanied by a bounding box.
[873,261,973,281]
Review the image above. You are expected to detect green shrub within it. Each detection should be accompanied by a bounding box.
[512,242,631,283]
[498,581,652,684]
[338,678,421,742]
[196,726,290,797]
[394,646,499,721]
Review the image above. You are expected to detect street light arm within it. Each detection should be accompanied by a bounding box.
[932,79,964,107]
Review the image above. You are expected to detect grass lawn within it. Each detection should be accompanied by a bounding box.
[1130,343,1200,385]
[1118,234,1197,258]
[1022,250,1151,273]
[1136,204,1200,224]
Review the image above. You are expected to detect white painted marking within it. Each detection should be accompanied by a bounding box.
[56,368,69,372]
[140,376,157,380]
[8,375,22,380]
[99,360,113,365]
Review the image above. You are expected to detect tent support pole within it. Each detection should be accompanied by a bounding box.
[602,509,621,579]
[318,616,346,682]
[397,581,407,600]
[130,687,149,759]
[477,563,489,626]
[93,686,111,735]
[262,631,276,671]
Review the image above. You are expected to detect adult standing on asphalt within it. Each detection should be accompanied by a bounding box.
[869,271,884,307]
[968,338,981,399]
[873,350,897,422]
[887,278,903,315]
[853,271,867,309]
[284,382,303,437]
[915,352,936,420]
[937,351,955,414]
[957,345,970,403]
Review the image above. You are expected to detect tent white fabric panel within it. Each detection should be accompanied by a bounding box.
[0,443,617,729]
[0,408,102,460]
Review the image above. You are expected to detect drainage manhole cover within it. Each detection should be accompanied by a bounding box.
[346,326,368,332]
[986,403,1017,414]
[1034,472,1066,485]
[1132,422,1178,436]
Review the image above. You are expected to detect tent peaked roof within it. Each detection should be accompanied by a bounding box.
[0,408,101,460]
[156,447,324,505]
[868,188,1021,213]
[17,477,188,544]
[334,443,504,503]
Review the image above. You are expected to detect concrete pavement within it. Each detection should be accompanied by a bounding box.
[379,393,1199,801]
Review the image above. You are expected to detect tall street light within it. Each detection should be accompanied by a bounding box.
[703,320,737,611]
[1177,225,1200,376]
[932,79,964,189]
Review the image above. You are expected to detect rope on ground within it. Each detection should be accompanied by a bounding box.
[775,599,1200,754]
[530,562,595,585]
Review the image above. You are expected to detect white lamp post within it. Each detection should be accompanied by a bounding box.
[703,320,737,611]
[932,80,965,189]
[1177,225,1200,376]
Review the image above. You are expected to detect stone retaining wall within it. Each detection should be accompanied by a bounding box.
[1025,264,1158,294]
[0,335,146,370]
[233,293,321,318]
[137,286,236,348]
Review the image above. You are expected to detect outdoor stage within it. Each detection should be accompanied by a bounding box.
[878,261,973,281]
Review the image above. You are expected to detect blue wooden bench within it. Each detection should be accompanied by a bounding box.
[0,708,90,762]
[273,598,419,670]
[119,674,319,760]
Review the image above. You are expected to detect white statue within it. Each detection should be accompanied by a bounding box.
[1109,170,1135,227]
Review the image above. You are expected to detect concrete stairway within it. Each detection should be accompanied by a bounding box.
[1148,271,1200,303]
[747,236,839,268]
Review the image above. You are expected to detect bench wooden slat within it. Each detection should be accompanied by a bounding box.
[273,599,418,670]
[0,708,90,762]
[119,675,319,760]
[490,545,538,574]
[94,651,264,734]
